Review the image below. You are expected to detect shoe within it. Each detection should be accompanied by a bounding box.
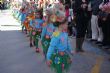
[95,41,102,44]
[36,48,40,53]
[33,41,35,46]
[76,49,85,53]
[96,41,103,46]
[98,44,103,47]
[79,49,85,52]
[102,45,110,49]
[90,39,97,42]
[30,43,33,47]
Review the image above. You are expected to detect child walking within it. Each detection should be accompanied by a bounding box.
[30,9,44,52]
[46,4,73,72]
[41,8,56,58]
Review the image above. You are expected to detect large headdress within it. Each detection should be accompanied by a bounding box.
[46,3,66,22]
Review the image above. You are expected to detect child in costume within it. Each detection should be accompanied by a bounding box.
[30,9,44,52]
[46,18,73,73]
[41,7,56,58]
[23,2,36,35]
[29,11,36,47]
[23,10,34,35]
[46,4,73,73]
[27,1,36,46]
[20,2,29,33]
[20,6,27,32]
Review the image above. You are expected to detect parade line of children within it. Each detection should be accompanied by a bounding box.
[12,1,74,73]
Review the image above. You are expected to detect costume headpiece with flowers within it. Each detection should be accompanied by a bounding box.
[46,3,66,27]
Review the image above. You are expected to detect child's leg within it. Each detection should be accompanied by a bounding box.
[34,31,40,52]
[42,38,51,58]
[22,25,24,32]
[30,31,33,47]
[35,37,39,52]
[30,36,33,47]
[42,38,48,58]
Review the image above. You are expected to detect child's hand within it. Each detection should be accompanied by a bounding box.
[32,31,36,35]
[46,60,52,67]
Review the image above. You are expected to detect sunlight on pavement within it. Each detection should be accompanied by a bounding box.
[0,26,22,31]
[0,10,22,31]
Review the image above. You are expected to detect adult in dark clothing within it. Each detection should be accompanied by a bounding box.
[98,12,110,49]
[73,0,91,52]
[86,1,92,39]
[102,14,110,49]
[98,0,110,49]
